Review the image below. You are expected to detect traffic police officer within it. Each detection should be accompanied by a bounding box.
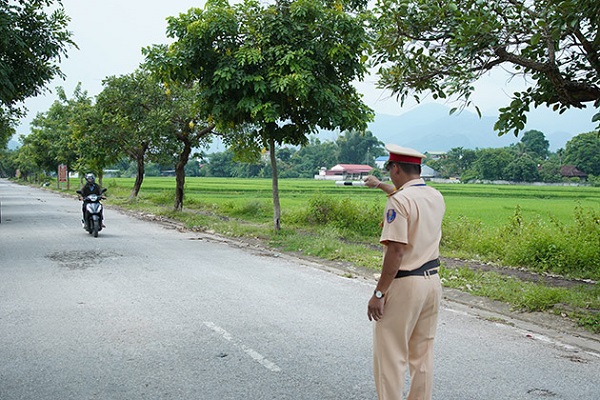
[365,144,446,400]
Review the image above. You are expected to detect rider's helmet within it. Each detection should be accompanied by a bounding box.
[85,173,96,184]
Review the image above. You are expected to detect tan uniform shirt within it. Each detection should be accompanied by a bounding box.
[380,178,446,271]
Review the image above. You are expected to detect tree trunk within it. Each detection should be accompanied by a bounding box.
[129,153,145,200]
[269,137,281,231]
[174,138,192,211]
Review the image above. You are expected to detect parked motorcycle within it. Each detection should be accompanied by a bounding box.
[76,188,107,237]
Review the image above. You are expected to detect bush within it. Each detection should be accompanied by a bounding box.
[220,199,270,220]
[441,215,481,252]
[148,190,175,206]
[441,204,600,281]
[303,193,382,238]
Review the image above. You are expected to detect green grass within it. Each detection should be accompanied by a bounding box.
[442,183,600,228]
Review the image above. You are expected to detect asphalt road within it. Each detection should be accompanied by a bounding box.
[1,178,599,400]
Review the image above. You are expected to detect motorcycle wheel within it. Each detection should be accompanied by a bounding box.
[92,220,99,237]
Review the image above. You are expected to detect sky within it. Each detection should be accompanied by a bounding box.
[14,0,599,143]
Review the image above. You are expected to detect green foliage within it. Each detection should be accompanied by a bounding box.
[503,153,540,182]
[202,131,384,179]
[473,148,515,180]
[303,193,382,238]
[427,147,477,179]
[15,85,93,176]
[521,130,549,160]
[146,0,373,149]
[432,131,571,182]
[443,204,600,281]
[269,225,381,268]
[442,267,564,312]
[441,267,600,332]
[336,130,385,165]
[288,139,339,177]
[222,199,270,220]
[0,148,17,177]
[369,0,600,136]
[95,71,179,198]
[575,311,600,334]
[148,190,176,206]
[537,157,563,183]
[563,131,600,176]
[93,70,213,209]
[0,0,75,145]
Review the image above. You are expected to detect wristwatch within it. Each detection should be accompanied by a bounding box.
[374,290,385,299]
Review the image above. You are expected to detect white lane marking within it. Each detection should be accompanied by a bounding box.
[204,321,282,372]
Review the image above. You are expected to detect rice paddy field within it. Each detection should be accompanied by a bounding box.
[104,177,600,228]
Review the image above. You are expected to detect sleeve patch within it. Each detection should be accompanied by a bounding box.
[386,209,397,223]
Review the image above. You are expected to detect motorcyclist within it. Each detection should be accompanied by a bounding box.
[80,173,101,197]
[79,173,104,227]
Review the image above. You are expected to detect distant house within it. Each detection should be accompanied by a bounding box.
[316,164,373,180]
[375,156,388,169]
[421,165,439,179]
[560,165,587,180]
[425,151,446,160]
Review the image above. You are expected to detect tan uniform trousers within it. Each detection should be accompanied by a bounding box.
[373,274,442,400]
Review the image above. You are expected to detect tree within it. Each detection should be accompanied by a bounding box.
[336,130,384,165]
[204,150,236,177]
[0,0,75,147]
[370,0,600,136]
[162,82,215,211]
[95,71,174,200]
[145,0,373,230]
[538,156,562,182]
[473,148,514,180]
[69,88,113,184]
[289,138,340,178]
[98,75,215,210]
[563,131,600,176]
[504,153,540,182]
[521,130,550,160]
[426,147,477,179]
[0,148,17,177]
[12,136,41,181]
[14,85,93,188]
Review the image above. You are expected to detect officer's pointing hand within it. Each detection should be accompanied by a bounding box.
[363,175,380,189]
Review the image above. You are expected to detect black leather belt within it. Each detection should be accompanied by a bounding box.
[395,258,440,278]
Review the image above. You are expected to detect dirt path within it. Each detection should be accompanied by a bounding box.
[441,257,597,288]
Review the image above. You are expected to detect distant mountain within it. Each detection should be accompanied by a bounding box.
[361,103,596,153]
[365,103,518,153]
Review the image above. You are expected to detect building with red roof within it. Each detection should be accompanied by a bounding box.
[316,164,373,180]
